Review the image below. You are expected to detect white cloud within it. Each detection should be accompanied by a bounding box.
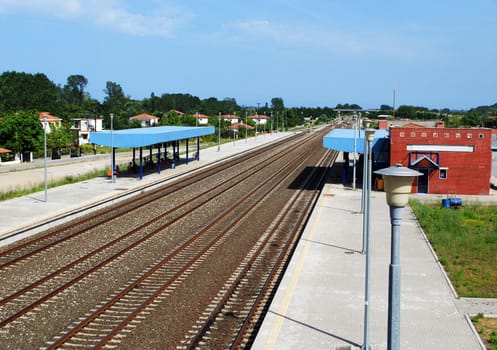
[226,18,436,61]
[0,0,191,37]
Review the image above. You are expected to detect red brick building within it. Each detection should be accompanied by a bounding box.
[389,126,492,195]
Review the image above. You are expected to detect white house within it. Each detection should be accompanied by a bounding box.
[72,117,103,145]
[195,113,210,125]
[220,114,239,124]
[129,113,160,127]
[248,114,269,125]
[39,112,62,133]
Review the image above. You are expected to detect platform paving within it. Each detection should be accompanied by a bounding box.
[252,183,496,350]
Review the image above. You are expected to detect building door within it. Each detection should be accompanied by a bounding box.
[417,169,429,193]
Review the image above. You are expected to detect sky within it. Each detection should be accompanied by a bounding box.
[1,0,496,110]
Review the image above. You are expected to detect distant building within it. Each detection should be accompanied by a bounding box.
[129,113,160,127]
[248,114,269,125]
[220,114,239,124]
[39,112,62,133]
[390,126,492,195]
[194,113,210,125]
[72,117,103,145]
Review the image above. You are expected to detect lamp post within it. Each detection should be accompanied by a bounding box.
[43,116,48,202]
[245,111,248,143]
[374,164,422,350]
[110,113,114,184]
[361,119,372,215]
[361,128,375,350]
[217,112,221,151]
[352,115,357,190]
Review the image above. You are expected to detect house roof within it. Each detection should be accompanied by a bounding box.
[248,114,270,120]
[39,112,61,122]
[195,113,211,119]
[129,113,159,121]
[220,114,239,119]
[226,122,254,130]
[0,147,12,153]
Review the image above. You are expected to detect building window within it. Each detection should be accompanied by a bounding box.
[433,132,438,138]
[444,133,450,138]
[467,133,472,139]
[421,132,427,138]
[455,133,461,139]
[479,133,484,139]
[440,168,448,180]
[410,132,416,137]
[399,132,405,137]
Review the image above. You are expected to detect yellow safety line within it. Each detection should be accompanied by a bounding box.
[263,189,327,349]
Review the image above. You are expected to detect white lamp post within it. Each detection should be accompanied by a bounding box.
[361,128,375,350]
[43,116,48,202]
[110,113,114,183]
[218,112,221,151]
[352,115,358,190]
[374,164,422,350]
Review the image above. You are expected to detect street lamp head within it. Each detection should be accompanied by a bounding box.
[365,129,375,142]
[374,164,422,207]
[363,118,372,128]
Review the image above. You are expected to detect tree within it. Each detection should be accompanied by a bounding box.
[46,122,73,154]
[62,74,88,106]
[0,71,58,113]
[102,81,131,129]
[460,111,482,127]
[271,97,285,110]
[160,110,181,126]
[0,111,43,160]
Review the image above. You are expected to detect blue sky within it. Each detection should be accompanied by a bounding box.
[1,0,496,110]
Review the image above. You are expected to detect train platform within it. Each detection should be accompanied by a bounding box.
[1,133,497,349]
[252,181,497,350]
[0,132,292,245]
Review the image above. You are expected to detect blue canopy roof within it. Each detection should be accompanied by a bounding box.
[90,126,215,148]
[322,128,389,153]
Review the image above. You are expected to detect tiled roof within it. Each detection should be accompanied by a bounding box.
[248,114,270,119]
[129,113,159,120]
[39,112,61,122]
[0,147,12,153]
[220,114,238,119]
[226,122,254,130]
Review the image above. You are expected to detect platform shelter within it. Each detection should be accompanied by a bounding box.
[323,128,389,185]
[90,125,215,179]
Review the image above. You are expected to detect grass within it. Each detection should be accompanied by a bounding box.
[410,201,497,298]
[0,168,105,201]
[470,313,497,350]
[410,201,497,348]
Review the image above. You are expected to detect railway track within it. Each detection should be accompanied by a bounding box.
[0,127,337,349]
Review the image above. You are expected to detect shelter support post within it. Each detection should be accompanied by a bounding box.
[186,139,189,165]
[196,137,200,161]
[139,147,143,180]
[172,141,176,169]
[157,145,161,174]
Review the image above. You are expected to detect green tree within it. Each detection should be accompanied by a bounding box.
[62,74,88,107]
[460,111,482,127]
[46,122,73,154]
[160,110,181,126]
[0,111,43,160]
[0,71,58,113]
[271,97,285,110]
